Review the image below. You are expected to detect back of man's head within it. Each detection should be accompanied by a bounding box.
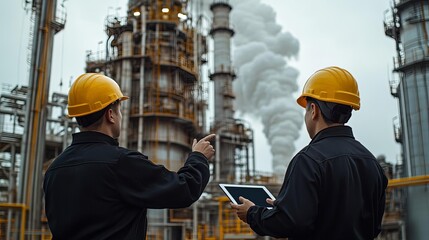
[67,73,128,129]
[306,97,352,124]
[297,66,360,124]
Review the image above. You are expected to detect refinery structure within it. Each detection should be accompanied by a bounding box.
[384,0,429,239]
[0,0,429,239]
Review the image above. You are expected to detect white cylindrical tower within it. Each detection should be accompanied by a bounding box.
[210,1,235,125]
[210,1,237,182]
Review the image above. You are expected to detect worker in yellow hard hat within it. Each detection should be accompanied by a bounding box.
[231,66,388,239]
[43,73,215,239]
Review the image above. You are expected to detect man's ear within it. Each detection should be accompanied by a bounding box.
[310,103,319,120]
[105,108,115,124]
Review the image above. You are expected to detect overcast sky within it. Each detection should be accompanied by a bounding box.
[1,0,400,173]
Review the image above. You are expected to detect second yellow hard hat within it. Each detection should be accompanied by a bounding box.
[296,66,360,110]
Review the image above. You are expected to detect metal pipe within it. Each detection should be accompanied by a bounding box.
[163,209,168,239]
[215,131,221,181]
[119,30,133,147]
[138,7,146,153]
[6,144,16,240]
[19,0,60,236]
[245,143,249,181]
[388,175,429,188]
[215,124,231,182]
[0,93,27,102]
[0,109,25,116]
[62,117,69,150]
[192,202,198,239]
[251,128,256,179]
[399,220,406,240]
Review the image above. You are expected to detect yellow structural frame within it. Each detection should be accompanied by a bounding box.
[388,175,429,188]
[217,196,254,240]
[0,203,27,240]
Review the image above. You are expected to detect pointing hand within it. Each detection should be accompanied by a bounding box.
[192,134,216,159]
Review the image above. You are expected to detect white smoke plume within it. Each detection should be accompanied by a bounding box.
[230,0,303,177]
[201,0,303,177]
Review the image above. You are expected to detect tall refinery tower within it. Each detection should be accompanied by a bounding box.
[384,0,429,239]
[84,0,254,238]
[209,1,253,183]
[85,0,208,237]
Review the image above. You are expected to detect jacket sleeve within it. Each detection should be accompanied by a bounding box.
[247,154,321,238]
[114,150,210,209]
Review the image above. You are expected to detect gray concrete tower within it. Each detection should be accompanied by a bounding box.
[385,0,429,239]
[209,1,235,125]
[209,1,238,182]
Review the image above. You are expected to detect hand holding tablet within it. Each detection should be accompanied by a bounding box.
[219,184,276,208]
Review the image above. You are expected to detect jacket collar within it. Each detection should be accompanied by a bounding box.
[71,131,119,146]
[310,125,354,144]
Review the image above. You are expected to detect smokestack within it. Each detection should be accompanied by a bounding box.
[209,1,235,126]
[230,0,302,177]
[209,1,237,182]
[202,0,302,177]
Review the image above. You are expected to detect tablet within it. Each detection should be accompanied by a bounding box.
[219,184,276,208]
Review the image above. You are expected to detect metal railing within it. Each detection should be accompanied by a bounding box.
[0,203,26,240]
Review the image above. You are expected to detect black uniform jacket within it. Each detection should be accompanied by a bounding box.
[247,126,388,240]
[43,131,210,240]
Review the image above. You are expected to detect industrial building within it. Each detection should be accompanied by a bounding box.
[0,0,428,239]
[84,0,256,238]
[384,0,429,239]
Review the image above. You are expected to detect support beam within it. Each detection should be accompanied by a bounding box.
[388,175,429,188]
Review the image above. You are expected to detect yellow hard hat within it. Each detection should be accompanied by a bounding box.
[68,73,129,117]
[296,66,360,110]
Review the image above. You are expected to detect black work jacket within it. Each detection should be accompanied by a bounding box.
[43,131,210,240]
[247,126,387,240]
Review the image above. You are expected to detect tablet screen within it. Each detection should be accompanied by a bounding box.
[219,184,275,208]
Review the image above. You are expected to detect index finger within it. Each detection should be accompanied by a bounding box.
[201,134,216,141]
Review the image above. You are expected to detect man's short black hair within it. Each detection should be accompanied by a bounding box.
[76,100,120,128]
[306,97,352,124]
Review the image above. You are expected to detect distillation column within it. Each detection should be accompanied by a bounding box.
[85,0,207,238]
[385,1,429,239]
[209,1,237,182]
